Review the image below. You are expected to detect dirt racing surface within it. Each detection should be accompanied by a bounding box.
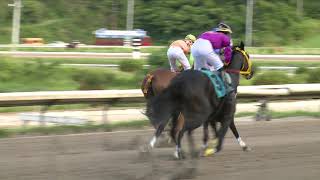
[0,117,320,180]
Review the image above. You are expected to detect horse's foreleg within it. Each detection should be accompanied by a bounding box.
[216,98,236,152]
[215,107,236,153]
[229,120,250,151]
[208,120,219,149]
[201,120,219,157]
[209,120,217,138]
[215,119,230,153]
[202,121,209,148]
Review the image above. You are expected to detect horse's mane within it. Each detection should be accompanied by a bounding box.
[232,42,249,58]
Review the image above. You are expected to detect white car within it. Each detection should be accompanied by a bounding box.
[47,41,69,47]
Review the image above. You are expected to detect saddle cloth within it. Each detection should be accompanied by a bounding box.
[200,69,233,98]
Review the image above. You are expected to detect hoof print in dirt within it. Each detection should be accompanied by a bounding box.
[242,146,252,152]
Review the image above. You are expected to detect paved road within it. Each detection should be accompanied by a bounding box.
[0,117,320,180]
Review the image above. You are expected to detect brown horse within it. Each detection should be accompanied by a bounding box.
[141,68,177,99]
[141,68,181,142]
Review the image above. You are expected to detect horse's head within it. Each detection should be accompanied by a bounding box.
[226,41,254,80]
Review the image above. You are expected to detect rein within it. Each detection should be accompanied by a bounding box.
[226,47,252,75]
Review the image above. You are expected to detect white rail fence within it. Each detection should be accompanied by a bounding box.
[1,51,320,60]
[0,84,318,125]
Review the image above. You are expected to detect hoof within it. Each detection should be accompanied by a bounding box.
[174,151,185,160]
[204,148,216,156]
[200,147,216,157]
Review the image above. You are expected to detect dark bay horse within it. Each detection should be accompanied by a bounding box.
[141,42,254,155]
[202,43,254,156]
[145,42,254,159]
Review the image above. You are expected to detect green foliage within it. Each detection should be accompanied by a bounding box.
[0,58,77,92]
[306,68,320,83]
[0,129,11,138]
[119,60,143,72]
[22,0,46,23]
[252,71,293,85]
[0,57,148,91]
[72,69,115,90]
[147,49,169,69]
[1,0,319,46]
[295,67,309,74]
[0,58,73,92]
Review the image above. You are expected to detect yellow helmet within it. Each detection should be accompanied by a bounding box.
[216,23,233,34]
[185,34,196,43]
[216,27,232,34]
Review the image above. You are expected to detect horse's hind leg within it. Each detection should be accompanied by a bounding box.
[174,130,185,159]
[187,130,198,158]
[229,120,251,151]
[149,120,168,148]
[173,113,185,159]
[170,112,179,144]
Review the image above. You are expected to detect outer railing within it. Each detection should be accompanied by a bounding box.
[0,84,319,124]
[0,84,319,107]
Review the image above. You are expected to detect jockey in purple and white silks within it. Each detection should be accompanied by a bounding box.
[192,23,233,72]
[213,22,233,46]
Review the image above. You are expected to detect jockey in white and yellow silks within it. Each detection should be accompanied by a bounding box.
[167,34,196,72]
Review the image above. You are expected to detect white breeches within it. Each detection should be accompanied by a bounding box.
[191,39,224,71]
[167,47,191,72]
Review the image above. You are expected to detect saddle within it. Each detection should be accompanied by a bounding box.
[200,69,233,98]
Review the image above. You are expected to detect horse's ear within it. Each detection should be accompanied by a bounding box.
[240,41,245,50]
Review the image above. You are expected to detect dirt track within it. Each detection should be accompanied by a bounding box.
[0,117,320,180]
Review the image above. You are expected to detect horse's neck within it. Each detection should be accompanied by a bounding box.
[228,52,243,89]
[229,73,240,89]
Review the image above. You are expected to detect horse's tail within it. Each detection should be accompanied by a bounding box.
[146,87,179,128]
[141,73,154,98]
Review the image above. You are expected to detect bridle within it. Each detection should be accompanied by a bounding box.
[226,47,252,76]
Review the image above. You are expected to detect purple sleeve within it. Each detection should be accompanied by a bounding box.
[221,35,231,47]
[224,46,232,64]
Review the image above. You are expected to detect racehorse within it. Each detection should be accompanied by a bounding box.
[202,42,254,156]
[141,68,177,99]
[141,42,254,153]
[145,42,254,159]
